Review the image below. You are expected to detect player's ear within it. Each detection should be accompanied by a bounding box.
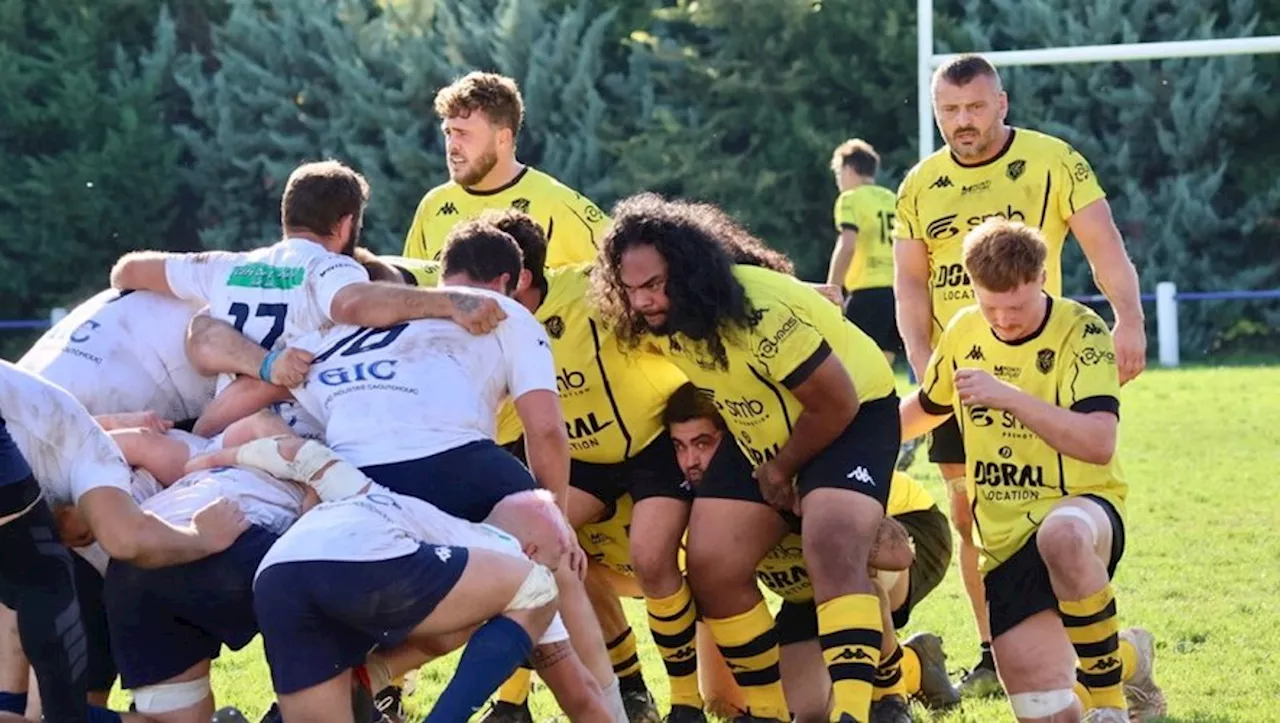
[515,268,533,294]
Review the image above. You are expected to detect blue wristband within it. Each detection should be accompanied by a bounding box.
[259,350,281,382]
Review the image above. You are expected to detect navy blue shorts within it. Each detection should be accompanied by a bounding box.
[104,525,278,688]
[254,544,470,695]
[361,440,537,522]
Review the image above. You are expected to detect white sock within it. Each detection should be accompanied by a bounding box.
[603,675,627,723]
[365,655,392,695]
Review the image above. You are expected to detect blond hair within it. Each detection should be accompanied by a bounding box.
[962,218,1048,291]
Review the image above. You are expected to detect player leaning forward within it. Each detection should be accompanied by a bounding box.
[899,218,1164,723]
[593,194,901,723]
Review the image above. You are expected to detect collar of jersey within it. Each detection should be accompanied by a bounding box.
[462,165,531,197]
[949,127,1017,169]
[989,293,1054,347]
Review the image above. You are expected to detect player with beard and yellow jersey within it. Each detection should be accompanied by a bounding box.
[900,219,1164,723]
[893,54,1147,693]
[402,72,609,269]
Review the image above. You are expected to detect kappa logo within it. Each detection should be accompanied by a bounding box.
[930,175,953,189]
[1083,322,1104,337]
[831,648,875,662]
[1007,159,1027,181]
[436,202,458,216]
[966,345,986,361]
[511,197,531,213]
[434,546,453,562]
[1036,348,1056,374]
[1089,656,1121,671]
[544,315,565,339]
[846,466,874,485]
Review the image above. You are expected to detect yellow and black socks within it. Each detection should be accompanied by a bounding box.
[494,663,533,707]
[1059,585,1124,710]
[872,643,908,701]
[899,644,922,696]
[606,626,648,695]
[819,594,883,722]
[1073,635,1139,711]
[705,600,789,720]
[646,581,703,709]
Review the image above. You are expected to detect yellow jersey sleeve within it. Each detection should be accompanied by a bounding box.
[919,320,959,412]
[834,190,859,232]
[893,171,922,240]
[1053,143,1106,220]
[546,189,609,268]
[382,256,440,287]
[1059,314,1121,415]
[749,295,829,389]
[402,188,442,260]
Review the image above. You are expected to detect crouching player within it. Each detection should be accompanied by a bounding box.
[664,383,960,722]
[899,218,1164,723]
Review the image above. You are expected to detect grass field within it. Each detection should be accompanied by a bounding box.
[121,365,1280,722]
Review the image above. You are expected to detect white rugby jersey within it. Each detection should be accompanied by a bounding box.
[289,290,556,468]
[18,289,215,420]
[0,362,132,504]
[255,484,568,643]
[142,465,305,536]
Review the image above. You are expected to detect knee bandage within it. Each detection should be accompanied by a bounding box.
[132,677,212,714]
[1008,689,1076,719]
[505,564,558,611]
[236,437,367,501]
[1045,507,1100,546]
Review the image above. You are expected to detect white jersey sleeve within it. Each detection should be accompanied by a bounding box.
[308,254,369,321]
[494,300,558,400]
[165,251,244,304]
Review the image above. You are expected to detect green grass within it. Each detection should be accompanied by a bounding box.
[116,365,1280,722]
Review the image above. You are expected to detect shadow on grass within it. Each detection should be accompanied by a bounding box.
[1153,714,1241,723]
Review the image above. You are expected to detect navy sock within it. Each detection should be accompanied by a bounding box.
[0,692,27,714]
[425,615,534,722]
[87,705,123,723]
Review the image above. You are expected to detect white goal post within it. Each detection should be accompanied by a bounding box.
[913,0,1280,366]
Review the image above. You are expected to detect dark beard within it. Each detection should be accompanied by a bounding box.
[457,148,499,188]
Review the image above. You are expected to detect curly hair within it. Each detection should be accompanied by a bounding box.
[592,193,770,370]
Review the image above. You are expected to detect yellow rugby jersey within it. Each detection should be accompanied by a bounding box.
[893,128,1106,342]
[833,185,897,292]
[579,493,638,578]
[756,472,936,602]
[660,265,896,469]
[919,298,1127,573]
[495,264,688,464]
[382,256,440,287]
[402,167,609,269]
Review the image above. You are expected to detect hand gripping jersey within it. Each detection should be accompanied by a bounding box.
[659,265,896,469]
[495,264,689,463]
[402,167,609,269]
[142,465,305,536]
[920,298,1127,572]
[0,361,133,505]
[18,289,215,420]
[894,128,1106,343]
[833,185,897,292]
[289,290,557,468]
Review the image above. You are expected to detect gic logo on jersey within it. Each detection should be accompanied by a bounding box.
[69,320,101,344]
[317,360,398,385]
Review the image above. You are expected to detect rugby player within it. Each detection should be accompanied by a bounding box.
[402,72,610,268]
[109,159,506,440]
[664,383,959,722]
[594,194,900,723]
[826,139,902,367]
[899,219,1164,722]
[186,222,625,722]
[0,361,246,723]
[893,54,1147,692]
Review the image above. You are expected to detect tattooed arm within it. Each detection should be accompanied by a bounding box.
[328,282,507,334]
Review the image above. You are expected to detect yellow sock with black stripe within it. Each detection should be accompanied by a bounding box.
[705,600,789,720]
[899,645,922,696]
[1073,677,1094,711]
[1074,635,1139,707]
[819,594,882,722]
[1059,585,1124,710]
[646,581,703,709]
[494,663,533,707]
[871,643,908,701]
[606,626,643,682]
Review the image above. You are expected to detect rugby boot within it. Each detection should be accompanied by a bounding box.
[958,654,1002,699]
[477,700,535,723]
[1083,708,1128,723]
[903,631,962,709]
[374,685,408,723]
[664,704,708,723]
[868,695,912,723]
[1120,627,1167,722]
[895,438,921,471]
[620,682,661,723]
